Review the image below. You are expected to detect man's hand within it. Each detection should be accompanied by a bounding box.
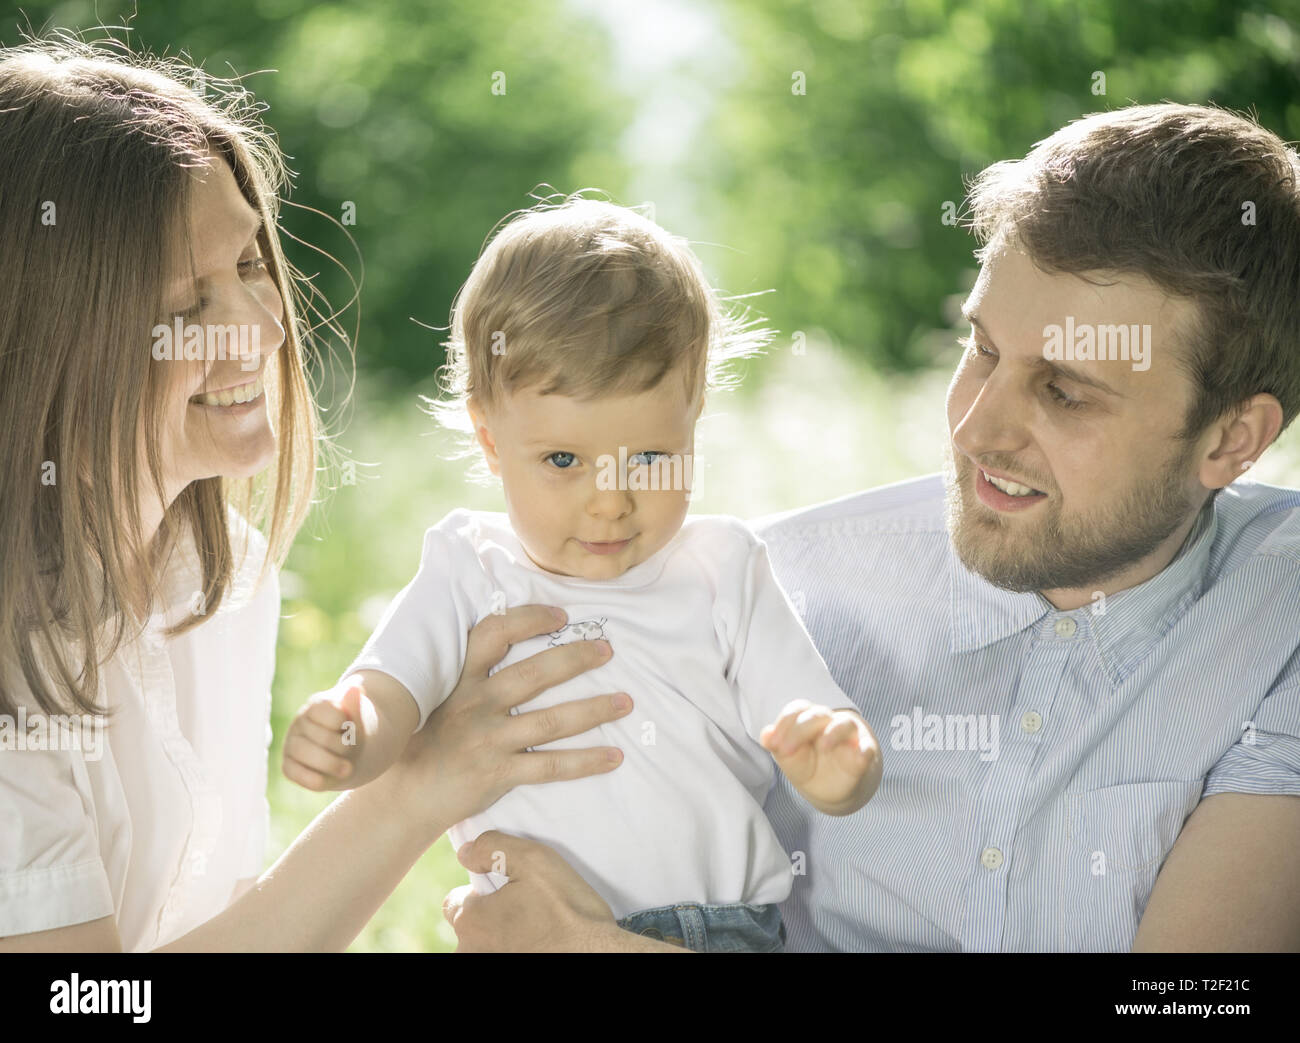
[443,831,686,952]
[444,831,618,952]
[760,700,882,815]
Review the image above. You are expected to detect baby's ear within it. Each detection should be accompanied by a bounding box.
[466,395,501,475]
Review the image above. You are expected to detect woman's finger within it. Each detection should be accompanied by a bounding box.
[505,744,624,788]
[486,638,611,712]
[509,690,632,749]
[460,605,566,680]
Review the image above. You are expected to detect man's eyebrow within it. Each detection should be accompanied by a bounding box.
[962,310,1126,399]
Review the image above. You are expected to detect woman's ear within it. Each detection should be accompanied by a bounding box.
[466,395,501,476]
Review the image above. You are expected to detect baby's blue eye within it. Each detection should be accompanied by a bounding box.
[546,452,577,469]
[629,451,666,466]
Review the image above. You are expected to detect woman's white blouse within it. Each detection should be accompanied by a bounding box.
[0,513,279,950]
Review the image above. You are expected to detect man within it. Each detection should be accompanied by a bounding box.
[444,102,1300,951]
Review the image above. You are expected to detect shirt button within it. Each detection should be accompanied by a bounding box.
[981,847,1004,870]
[1054,617,1077,638]
[1021,711,1042,733]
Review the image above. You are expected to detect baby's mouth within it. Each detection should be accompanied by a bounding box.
[577,535,636,555]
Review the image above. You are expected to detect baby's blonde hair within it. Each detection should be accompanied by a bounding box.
[429,191,771,475]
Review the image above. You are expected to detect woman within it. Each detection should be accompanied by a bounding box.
[0,34,631,952]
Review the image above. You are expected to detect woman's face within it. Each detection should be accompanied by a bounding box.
[153,150,285,503]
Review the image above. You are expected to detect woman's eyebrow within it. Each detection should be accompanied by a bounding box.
[166,212,263,295]
[197,210,263,266]
[222,211,263,256]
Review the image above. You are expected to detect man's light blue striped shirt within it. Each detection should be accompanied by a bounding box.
[754,473,1300,952]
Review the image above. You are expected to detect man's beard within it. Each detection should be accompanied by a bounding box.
[941,440,1200,594]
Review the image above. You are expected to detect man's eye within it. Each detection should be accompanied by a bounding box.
[1048,384,1085,410]
[962,336,1086,411]
[546,452,577,469]
[629,450,667,466]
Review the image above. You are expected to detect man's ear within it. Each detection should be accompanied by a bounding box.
[1199,392,1284,491]
[466,395,501,476]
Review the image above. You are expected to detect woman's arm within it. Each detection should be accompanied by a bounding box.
[0,604,630,953]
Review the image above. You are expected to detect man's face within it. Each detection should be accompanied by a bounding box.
[943,240,1209,604]
[469,378,699,580]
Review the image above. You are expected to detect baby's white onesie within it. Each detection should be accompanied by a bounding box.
[344,509,854,919]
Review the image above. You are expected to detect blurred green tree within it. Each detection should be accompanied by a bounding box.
[3,0,633,386]
[698,0,1300,371]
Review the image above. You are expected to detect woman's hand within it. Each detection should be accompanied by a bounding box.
[385,605,632,836]
[443,831,623,952]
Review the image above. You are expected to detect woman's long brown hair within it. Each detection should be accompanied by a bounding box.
[0,34,326,717]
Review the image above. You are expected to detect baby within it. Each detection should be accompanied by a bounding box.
[284,197,883,952]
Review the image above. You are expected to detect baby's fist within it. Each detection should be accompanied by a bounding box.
[759,700,876,813]
[282,682,365,791]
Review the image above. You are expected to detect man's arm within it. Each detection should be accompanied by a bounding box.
[1132,792,1300,951]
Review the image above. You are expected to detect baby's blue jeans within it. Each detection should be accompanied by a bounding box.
[615,901,785,953]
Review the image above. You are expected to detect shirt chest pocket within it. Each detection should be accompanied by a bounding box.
[1058,779,1204,952]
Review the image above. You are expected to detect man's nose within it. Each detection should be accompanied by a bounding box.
[952,369,1029,461]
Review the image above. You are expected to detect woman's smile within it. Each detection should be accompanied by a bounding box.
[188,372,266,412]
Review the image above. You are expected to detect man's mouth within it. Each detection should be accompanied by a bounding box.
[972,466,1048,513]
[979,468,1044,498]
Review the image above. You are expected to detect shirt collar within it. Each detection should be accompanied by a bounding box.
[949,497,1218,685]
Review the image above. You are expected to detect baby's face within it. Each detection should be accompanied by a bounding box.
[470,378,699,580]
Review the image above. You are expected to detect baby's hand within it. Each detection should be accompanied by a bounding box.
[282,682,366,791]
[760,700,879,815]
